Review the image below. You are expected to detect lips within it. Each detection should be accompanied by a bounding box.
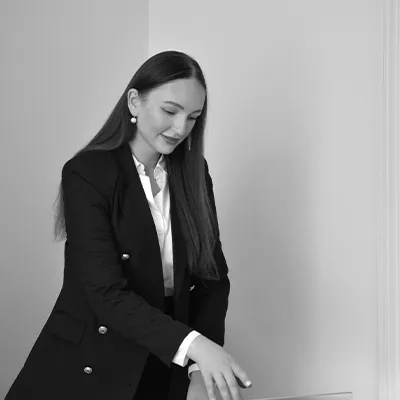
[161,134,180,144]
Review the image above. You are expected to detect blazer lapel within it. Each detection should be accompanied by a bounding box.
[112,144,165,306]
[111,143,189,306]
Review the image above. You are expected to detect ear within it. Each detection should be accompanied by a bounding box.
[127,88,141,117]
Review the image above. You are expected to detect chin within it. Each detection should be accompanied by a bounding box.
[157,138,181,153]
[153,145,173,156]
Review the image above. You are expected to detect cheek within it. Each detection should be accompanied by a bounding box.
[140,109,171,134]
[188,120,197,131]
[183,121,196,136]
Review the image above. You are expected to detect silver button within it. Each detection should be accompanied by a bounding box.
[98,326,107,334]
[84,366,92,374]
[189,285,195,292]
[121,253,130,260]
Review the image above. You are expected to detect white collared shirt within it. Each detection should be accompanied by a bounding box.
[132,153,174,296]
[132,153,200,376]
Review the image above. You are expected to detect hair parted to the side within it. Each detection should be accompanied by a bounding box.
[53,50,220,280]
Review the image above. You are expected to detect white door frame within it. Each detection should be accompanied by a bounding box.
[379,1,400,399]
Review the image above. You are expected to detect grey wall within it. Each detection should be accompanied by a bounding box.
[149,1,382,399]
[0,1,149,396]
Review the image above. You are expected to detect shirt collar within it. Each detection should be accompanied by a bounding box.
[131,153,168,176]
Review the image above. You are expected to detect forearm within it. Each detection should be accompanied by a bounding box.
[62,163,193,366]
[70,249,193,365]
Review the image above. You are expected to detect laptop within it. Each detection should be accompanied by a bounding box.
[250,392,353,400]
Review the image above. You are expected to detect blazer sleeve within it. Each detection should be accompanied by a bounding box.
[188,159,231,348]
[61,157,193,367]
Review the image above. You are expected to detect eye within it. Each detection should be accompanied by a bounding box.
[189,113,202,121]
[161,108,176,116]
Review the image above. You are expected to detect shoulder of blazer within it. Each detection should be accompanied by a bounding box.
[61,148,120,197]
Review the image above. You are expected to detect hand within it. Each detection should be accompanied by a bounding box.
[187,371,224,400]
[187,371,217,400]
[186,335,252,400]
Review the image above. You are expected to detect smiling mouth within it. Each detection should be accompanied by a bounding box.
[161,134,180,143]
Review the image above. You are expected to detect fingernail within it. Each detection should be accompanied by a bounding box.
[245,380,252,387]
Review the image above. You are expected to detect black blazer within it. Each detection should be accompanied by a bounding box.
[5,143,230,400]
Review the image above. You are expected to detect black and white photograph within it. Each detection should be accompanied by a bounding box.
[1,1,399,400]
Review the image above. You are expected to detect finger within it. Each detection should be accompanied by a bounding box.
[213,373,231,400]
[203,373,217,400]
[223,371,242,400]
[231,363,252,389]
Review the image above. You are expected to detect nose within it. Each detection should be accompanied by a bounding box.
[172,115,188,137]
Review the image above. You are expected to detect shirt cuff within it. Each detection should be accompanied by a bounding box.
[172,330,201,367]
[188,363,200,378]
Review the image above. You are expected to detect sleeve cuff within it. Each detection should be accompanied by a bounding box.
[188,363,200,378]
[171,330,201,367]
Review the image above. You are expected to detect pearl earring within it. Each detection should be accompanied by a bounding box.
[130,116,137,123]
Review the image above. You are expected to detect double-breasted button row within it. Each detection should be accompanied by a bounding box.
[83,325,108,375]
[121,253,130,260]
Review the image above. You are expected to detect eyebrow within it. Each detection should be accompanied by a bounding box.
[163,101,203,114]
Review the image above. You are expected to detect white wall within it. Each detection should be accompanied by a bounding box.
[1,1,385,399]
[149,1,382,399]
[0,1,148,396]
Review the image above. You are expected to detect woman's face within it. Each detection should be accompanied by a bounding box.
[128,78,206,156]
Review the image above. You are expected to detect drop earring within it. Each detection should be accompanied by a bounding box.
[188,136,192,150]
[130,116,137,123]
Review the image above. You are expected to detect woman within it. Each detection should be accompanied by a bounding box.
[5,50,252,400]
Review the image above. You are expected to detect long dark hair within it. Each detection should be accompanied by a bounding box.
[53,50,220,280]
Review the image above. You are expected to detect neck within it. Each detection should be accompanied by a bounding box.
[129,136,160,171]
